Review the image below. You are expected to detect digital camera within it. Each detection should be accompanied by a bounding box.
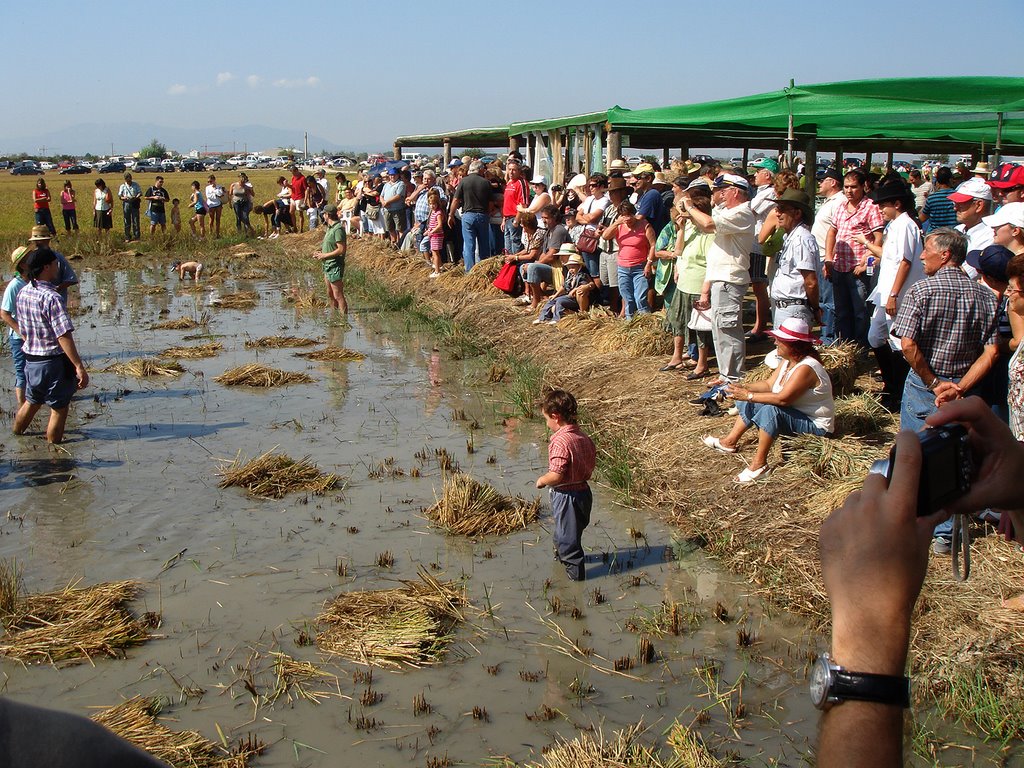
[869,424,973,517]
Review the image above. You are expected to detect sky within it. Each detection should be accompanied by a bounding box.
[4,0,1023,155]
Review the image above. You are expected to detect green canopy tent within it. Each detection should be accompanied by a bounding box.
[394,124,512,165]
[607,77,1024,159]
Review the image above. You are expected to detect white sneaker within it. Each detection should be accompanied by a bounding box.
[428,271,440,278]
[547,320,558,325]
[532,319,544,325]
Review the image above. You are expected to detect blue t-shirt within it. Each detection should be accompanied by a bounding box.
[637,188,668,237]
[381,180,406,212]
[1,275,27,339]
[921,187,957,232]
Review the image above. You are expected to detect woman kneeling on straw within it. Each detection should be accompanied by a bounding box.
[701,317,835,483]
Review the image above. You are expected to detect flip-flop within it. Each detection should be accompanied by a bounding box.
[686,370,711,380]
[659,362,683,372]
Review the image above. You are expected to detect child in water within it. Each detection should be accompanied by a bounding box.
[535,389,596,581]
[171,261,203,281]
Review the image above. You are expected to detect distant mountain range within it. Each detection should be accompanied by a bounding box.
[0,122,386,157]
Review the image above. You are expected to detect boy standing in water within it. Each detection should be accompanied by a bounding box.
[535,390,596,581]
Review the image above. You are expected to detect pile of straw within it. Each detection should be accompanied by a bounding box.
[131,284,166,296]
[160,342,224,360]
[150,315,208,331]
[214,364,314,387]
[244,336,319,349]
[237,269,269,280]
[528,723,670,768]
[666,722,724,768]
[590,313,674,357]
[103,358,186,377]
[425,473,540,537]
[211,291,258,310]
[316,569,467,668]
[832,392,895,436]
[285,287,328,309]
[0,561,152,664]
[267,652,340,705]
[92,697,260,768]
[217,450,339,499]
[295,347,366,362]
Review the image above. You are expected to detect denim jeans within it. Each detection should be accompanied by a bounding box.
[10,335,25,390]
[738,400,827,438]
[461,211,490,272]
[617,265,649,319]
[832,269,868,346]
[582,250,600,280]
[900,369,938,433]
[62,209,78,231]
[819,271,837,345]
[234,200,252,232]
[123,201,141,240]
[503,218,523,255]
[539,295,581,321]
[34,208,56,235]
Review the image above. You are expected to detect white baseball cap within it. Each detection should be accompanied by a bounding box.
[948,177,993,203]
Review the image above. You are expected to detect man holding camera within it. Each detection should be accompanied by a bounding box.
[890,227,999,553]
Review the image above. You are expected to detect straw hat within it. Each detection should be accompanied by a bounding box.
[28,225,51,242]
[556,243,580,259]
[971,161,992,176]
[608,159,630,173]
[10,245,28,269]
[564,253,584,267]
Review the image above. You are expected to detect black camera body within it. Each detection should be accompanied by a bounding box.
[882,424,974,516]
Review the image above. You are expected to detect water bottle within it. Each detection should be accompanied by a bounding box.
[866,256,875,276]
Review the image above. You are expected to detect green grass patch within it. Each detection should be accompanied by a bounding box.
[934,662,1024,746]
[345,266,414,312]
[500,352,545,419]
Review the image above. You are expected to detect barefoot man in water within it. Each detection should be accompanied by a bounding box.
[313,204,348,313]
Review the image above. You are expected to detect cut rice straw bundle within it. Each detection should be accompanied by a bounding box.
[295,346,366,362]
[211,291,258,309]
[103,358,186,377]
[528,722,672,768]
[833,391,895,436]
[666,721,725,768]
[245,335,320,349]
[237,269,269,280]
[131,284,166,296]
[217,449,339,499]
[267,651,341,705]
[316,568,467,668]
[160,342,224,359]
[93,696,260,768]
[150,314,209,330]
[214,363,314,387]
[0,560,152,665]
[590,312,674,357]
[425,473,540,537]
[285,287,328,309]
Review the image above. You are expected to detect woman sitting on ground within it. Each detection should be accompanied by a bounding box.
[701,317,835,483]
[533,252,594,325]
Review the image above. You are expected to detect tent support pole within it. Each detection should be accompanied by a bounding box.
[742,147,749,169]
[607,131,622,163]
[886,151,894,172]
[680,146,688,162]
[806,136,818,201]
[865,152,873,171]
[443,139,452,168]
[995,112,1004,167]
[393,143,401,161]
[509,136,520,155]
[786,77,795,168]
[836,147,844,170]
[662,147,670,168]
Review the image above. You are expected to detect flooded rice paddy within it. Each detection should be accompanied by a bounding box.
[0,264,826,766]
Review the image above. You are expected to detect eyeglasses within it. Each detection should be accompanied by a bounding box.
[1006,286,1021,296]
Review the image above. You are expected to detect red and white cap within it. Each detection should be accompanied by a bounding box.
[948,177,993,204]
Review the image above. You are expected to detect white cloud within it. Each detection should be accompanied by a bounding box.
[168,84,188,95]
[216,72,234,85]
[246,75,261,88]
[272,76,320,89]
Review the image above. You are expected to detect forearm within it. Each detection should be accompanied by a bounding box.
[900,339,934,383]
[955,347,998,394]
[890,260,912,298]
[536,470,563,488]
[684,203,714,232]
[0,310,17,335]
[825,228,837,262]
[56,333,83,368]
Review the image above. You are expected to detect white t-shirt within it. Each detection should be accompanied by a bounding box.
[706,203,754,285]
[912,181,932,210]
[811,192,844,250]
[869,212,924,305]
[771,225,819,301]
[205,184,225,208]
[749,185,777,256]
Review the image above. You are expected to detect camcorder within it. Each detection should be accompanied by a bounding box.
[870,424,975,579]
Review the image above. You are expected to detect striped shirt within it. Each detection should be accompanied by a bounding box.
[891,266,998,379]
[547,424,596,492]
[831,197,884,273]
[921,187,957,232]
[15,280,74,356]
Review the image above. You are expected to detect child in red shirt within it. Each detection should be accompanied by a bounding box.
[535,390,597,581]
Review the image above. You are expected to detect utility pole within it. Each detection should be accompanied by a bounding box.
[304,131,308,160]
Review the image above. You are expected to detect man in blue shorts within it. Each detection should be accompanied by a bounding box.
[12,249,89,443]
[145,176,170,234]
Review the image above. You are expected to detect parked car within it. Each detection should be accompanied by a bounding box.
[97,161,127,174]
[59,164,91,175]
[160,160,178,173]
[133,159,160,172]
[39,161,57,170]
[11,162,43,175]
[180,159,205,172]
[0,160,11,170]
[204,158,232,171]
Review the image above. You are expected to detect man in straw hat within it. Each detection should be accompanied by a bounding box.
[26,224,78,304]
[1,246,31,405]
[12,248,89,444]
[768,189,820,330]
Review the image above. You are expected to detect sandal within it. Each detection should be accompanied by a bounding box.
[686,370,711,380]
[659,362,684,372]
[701,435,736,454]
[736,465,771,483]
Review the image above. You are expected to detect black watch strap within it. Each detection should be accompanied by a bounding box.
[834,669,911,708]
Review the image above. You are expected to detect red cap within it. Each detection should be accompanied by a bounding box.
[988,163,1024,189]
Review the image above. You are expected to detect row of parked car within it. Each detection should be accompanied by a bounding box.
[3,156,295,176]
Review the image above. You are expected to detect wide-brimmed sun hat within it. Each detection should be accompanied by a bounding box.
[10,246,28,268]
[28,225,51,242]
[564,253,584,267]
[556,243,580,258]
[767,317,817,344]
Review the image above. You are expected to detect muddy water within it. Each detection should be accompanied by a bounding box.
[0,266,823,765]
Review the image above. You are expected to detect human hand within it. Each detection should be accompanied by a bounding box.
[535,478,545,489]
[885,296,897,317]
[932,380,961,407]
[643,262,654,278]
[926,396,1024,516]
[852,261,867,276]
[822,262,834,280]
[819,431,939,673]
[76,365,89,390]
[726,384,748,400]
[695,295,711,310]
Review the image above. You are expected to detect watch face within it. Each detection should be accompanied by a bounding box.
[809,656,830,708]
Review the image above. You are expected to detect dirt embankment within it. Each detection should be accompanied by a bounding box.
[341,236,1024,728]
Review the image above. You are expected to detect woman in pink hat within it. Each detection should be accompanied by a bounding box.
[701,317,835,482]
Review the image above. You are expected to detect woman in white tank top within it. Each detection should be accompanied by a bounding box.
[700,317,835,483]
